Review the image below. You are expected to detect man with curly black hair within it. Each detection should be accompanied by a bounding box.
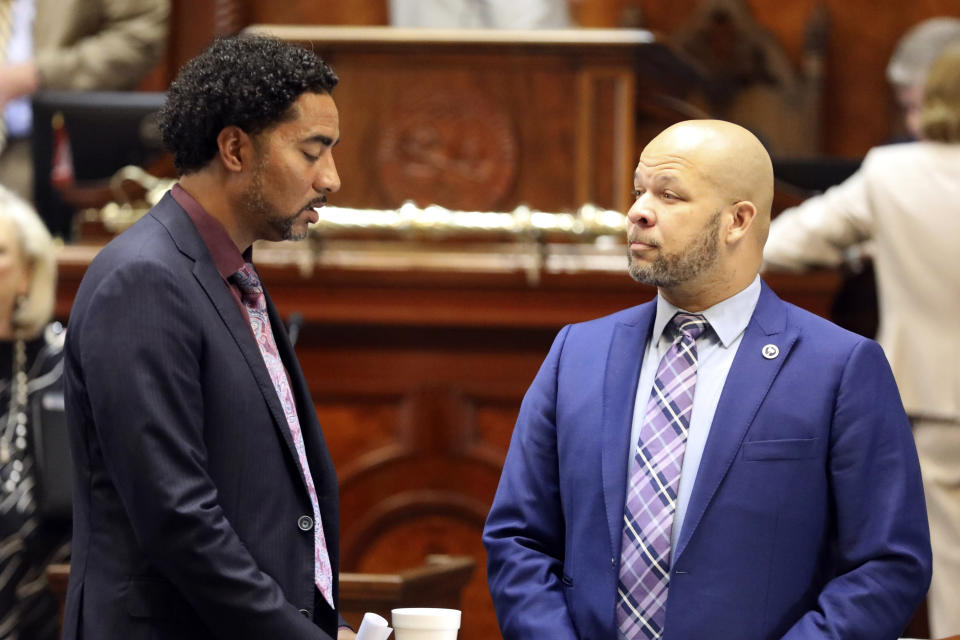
[61,35,353,640]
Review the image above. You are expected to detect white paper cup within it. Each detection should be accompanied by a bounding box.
[391,607,461,640]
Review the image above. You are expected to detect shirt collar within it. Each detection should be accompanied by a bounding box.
[171,184,251,279]
[652,275,761,348]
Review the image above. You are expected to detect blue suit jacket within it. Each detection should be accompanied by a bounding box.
[483,283,931,640]
[63,193,342,639]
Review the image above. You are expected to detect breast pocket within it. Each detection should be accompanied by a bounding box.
[742,438,819,461]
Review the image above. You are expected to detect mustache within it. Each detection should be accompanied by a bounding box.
[627,231,659,247]
[304,196,327,212]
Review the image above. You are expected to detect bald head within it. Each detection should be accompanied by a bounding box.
[642,120,774,244]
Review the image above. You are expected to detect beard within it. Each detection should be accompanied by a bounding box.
[241,163,322,242]
[627,210,722,288]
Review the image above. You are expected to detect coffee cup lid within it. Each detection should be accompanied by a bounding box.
[391,608,462,630]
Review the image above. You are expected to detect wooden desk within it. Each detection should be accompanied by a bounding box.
[52,241,843,640]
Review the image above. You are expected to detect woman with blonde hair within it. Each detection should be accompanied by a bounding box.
[764,43,960,635]
[920,42,960,143]
[0,185,69,639]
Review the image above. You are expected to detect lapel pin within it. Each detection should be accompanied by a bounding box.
[761,344,779,359]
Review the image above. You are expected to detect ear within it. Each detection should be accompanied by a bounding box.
[725,200,758,245]
[216,126,253,173]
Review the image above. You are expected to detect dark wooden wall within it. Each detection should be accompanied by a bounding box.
[143,0,960,157]
[636,0,960,155]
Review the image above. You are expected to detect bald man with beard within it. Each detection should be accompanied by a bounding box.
[483,120,931,640]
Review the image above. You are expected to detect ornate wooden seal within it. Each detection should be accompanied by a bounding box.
[376,85,518,211]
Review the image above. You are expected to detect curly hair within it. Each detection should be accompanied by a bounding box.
[159,35,339,174]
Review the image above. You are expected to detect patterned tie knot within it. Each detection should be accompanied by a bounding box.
[232,263,263,306]
[670,313,708,343]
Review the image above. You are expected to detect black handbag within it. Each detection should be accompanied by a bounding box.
[30,380,74,522]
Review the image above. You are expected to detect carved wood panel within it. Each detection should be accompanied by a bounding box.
[299,324,554,640]
[248,0,389,26]
[248,26,658,214]
[375,83,519,210]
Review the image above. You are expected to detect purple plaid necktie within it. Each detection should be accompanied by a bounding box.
[617,312,708,640]
[233,263,334,608]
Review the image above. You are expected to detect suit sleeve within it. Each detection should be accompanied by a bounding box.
[35,0,169,90]
[763,165,874,273]
[781,338,931,640]
[74,261,331,639]
[483,326,581,640]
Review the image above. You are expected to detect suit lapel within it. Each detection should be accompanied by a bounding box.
[673,283,798,561]
[196,262,305,466]
[601,304,656,558]
[150,197,304,475]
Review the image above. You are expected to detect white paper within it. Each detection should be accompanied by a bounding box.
[356,612,393,640]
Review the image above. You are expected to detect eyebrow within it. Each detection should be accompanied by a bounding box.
[303,134,340,147]
[634,172,681,188]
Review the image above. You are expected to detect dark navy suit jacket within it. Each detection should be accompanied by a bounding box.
[483,282,931,640]
[63,193,342,639]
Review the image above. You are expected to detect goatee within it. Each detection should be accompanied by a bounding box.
[627,210,722,288]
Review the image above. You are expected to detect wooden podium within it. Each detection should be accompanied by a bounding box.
[244,25,694,215]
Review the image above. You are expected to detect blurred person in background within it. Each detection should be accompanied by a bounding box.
[764,42,960,637]
[0,0,169,203]
[0,184,67,639]
[886,16,960,141]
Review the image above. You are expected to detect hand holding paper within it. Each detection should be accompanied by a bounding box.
[356,612,393,640]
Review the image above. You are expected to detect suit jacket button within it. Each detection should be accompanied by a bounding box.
[299,608,311,617]
[298,515,314,531]
[611,557,616,568]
